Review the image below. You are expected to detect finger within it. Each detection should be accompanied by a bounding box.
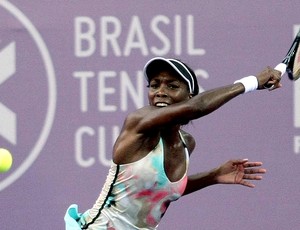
[243,161,263,167]
[269,82,281,91]
[243,174,263,180]
[232,158,249,165]
[268,76,282,91]
[234,158,248,163]
[274,69,283,76]
[244,168,266,174]
[240,180,255,188]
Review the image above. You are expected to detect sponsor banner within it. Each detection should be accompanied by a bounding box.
[0,1,299,229]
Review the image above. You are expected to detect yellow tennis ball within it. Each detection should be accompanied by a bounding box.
[0,148,13,173]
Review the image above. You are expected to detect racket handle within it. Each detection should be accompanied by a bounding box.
[263,63,287,89]
[274,63,287,76]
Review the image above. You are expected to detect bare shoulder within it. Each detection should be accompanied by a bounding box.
[123,106,155,129]
[179,129,196,154]
[113,107,160,164]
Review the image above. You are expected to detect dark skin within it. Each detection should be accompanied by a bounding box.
[112,66,281,194]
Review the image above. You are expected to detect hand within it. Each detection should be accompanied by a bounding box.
[215,159,266,188]
[256,67,282,90]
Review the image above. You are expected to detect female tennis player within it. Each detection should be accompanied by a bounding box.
[65,57,281,229]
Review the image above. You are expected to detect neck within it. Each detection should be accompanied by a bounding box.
[161,124,181,134]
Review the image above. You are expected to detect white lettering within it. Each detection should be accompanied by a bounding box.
[74,126,120,167]
[100,16,122,57]
[74,17,96,57]
[187,15,205,56]
[294,77,300,128]
[174,15,182,55]
[75,126,95,167]
[98,71,117,112]
[120,71,144,111]
[150,15,171,56]
[73,71,95,112]
[294,136,300,154]
[74,15,205,57]
[293,25,300,127]
[98,126,120,166]
[124,16,148,56]
[194,68,209,94]
[74,70,146,112]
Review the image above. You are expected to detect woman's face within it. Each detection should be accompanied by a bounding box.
[147,70,191,107]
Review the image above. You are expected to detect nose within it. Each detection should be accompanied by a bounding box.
[156,85,168,97]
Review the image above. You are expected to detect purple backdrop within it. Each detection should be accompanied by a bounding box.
[0,1,300,229]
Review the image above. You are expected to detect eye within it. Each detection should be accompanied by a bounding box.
[148,82,159,89]
[167,83,179,89]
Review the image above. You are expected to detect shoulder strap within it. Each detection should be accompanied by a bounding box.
[178,131,188,149]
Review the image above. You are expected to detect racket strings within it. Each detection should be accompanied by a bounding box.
[284,30,300,80]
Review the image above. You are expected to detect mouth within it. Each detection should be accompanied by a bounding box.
[155,102,169,107]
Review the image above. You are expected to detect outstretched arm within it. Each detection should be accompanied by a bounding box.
[135,67,282,133]
[183,159,266,196]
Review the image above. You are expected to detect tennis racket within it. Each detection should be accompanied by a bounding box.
[265,29,300,89]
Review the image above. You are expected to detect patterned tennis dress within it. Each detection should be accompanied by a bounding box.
[65,133,189,229]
